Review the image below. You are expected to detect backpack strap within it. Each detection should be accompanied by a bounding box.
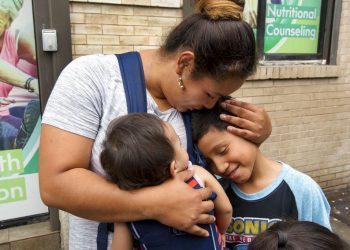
[116,52,147,113]
[97,52,146,250]
[96,223,113,250]
[182,112,206,166]
[181,112,195,162]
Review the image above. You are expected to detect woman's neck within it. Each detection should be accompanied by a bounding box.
[237,151,282,194]
[139,49,175,111]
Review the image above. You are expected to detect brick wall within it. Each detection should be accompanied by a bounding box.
[68,0,350,192]
[69,1,182,58]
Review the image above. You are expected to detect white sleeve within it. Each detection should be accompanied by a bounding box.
[42,54,110,139]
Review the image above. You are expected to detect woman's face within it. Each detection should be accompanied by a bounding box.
[0,11,10,37]
[166,74,244,113]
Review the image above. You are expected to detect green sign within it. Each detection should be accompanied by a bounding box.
[0,149,24,177]
[264,0,322,54]
[0,177,27,204]
[0,0,48,221]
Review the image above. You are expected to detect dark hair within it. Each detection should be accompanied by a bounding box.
[191,96,233,144]
[161,0,257,81]
[248,220,350,250]
[100,113,174,190]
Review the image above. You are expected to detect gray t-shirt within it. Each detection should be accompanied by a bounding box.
[42,54,187,250]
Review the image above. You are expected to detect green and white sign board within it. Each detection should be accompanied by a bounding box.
[264,0,322,54]
[0,0,48,222]
[0,119,47,221]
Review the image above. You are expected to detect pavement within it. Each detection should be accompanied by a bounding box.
[326,187,350,245]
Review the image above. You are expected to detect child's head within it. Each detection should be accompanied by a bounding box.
[100,113,189,190]
[248,220,350,250]
[191,98,259,184]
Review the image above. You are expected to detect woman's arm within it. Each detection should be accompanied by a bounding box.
[111,223,133,250]
[220,99,272,145]
[193,166,232,234]
[39,125,215,236]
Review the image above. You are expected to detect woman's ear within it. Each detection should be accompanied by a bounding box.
[169,160,177,177]
[175,51,195,75]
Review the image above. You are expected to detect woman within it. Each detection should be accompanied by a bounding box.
[39,0,272,249]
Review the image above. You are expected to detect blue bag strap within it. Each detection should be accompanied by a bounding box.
[96,223,113,250]
[116,52,147,113]
[182,112,206,167]
[97,52,147,250]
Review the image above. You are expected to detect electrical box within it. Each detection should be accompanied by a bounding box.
[42,29,58,52]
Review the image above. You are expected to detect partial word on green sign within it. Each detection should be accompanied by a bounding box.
[267,4,317,20]
[266,24,317,40]
[0,177,27,204]
[0,149,24,177]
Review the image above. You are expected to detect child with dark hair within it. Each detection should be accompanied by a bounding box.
[100,113,232,250]
[191,98,331,250]
[248,220,350,250]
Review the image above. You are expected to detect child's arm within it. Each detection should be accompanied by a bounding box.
[194,166,232,234]
[111,222,133,250]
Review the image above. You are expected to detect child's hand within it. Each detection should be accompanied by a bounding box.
[220,99,272,145]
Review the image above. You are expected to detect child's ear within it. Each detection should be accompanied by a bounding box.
[170,161,177,177]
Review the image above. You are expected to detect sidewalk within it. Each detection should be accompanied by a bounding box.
[326,188,350,245]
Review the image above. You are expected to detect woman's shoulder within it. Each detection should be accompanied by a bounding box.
[67,54,118,72]
[57,54,121,88]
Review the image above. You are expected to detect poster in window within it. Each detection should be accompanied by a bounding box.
[244,0,259,37]
[0,0,48,223]
[264,0,322,54]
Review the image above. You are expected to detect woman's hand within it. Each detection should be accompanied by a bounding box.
[220,99,272,145]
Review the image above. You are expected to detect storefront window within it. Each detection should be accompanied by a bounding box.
[252,0,335,62]
[0,0,48,227]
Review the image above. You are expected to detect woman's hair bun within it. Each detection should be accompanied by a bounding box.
[195,0,245,21]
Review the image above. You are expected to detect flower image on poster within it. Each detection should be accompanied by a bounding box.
[264,0,322,54]
[0,0,47,223]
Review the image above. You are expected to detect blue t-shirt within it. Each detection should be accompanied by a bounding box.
[220,162,331,250]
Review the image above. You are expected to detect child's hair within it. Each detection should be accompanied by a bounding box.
[191,96,233,144]
[161,0,257,81]
[248,220,350,250]
[100,113,174,190]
